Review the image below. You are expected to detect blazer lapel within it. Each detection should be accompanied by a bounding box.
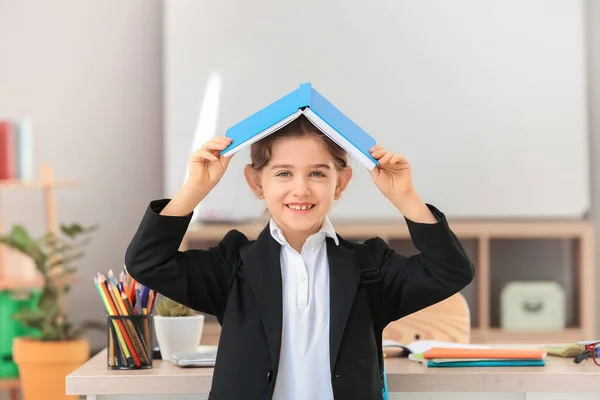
[240,225,283,369]
[327,237,360,372]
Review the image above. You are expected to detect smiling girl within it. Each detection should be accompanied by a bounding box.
[125,115,475,400]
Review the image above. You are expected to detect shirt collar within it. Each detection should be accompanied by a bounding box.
[269,216,339,247]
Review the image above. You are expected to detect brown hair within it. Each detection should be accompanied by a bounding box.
[249,115,348,171]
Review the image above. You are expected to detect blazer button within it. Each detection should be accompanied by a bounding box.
[267,370,273,383]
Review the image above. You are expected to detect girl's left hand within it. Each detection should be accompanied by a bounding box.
[368,145,415,201]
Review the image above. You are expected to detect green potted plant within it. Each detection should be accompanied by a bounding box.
[153,294,205,361]
[0,223,101,400]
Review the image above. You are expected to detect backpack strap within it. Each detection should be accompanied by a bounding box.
[357,245,385,381]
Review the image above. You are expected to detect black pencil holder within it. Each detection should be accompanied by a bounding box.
[106,315,154,370]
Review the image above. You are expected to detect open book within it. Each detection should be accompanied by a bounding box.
[383,339,490,356]
[221,83,379,170]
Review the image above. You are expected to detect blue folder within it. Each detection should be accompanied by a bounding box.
[221,83,379,170]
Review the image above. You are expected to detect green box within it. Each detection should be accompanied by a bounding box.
[0,290,40,358]
[0,355,18,378]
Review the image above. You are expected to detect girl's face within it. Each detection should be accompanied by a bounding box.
[245,135,352,237]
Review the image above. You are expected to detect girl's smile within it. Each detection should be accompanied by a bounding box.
[285,202,316,214]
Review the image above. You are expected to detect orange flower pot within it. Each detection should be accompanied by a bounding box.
[13,337,89,400]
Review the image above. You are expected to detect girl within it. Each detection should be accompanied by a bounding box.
[125,116,475,400]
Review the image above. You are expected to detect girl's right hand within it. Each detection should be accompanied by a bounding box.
[187,136,234,189]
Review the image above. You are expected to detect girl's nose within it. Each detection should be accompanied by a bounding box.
[292,178,311,196]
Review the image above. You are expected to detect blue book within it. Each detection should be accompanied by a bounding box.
[221,83,379,170]
[426,359,546,368]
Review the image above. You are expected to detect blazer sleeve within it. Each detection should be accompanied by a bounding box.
[124,199,247,317]
[363,204,475,324]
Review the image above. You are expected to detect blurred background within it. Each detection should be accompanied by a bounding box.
[0,0,599,398]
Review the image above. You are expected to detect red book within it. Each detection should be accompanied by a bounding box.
[0,121,15,180]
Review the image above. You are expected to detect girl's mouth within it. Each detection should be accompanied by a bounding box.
[286,203,315,214]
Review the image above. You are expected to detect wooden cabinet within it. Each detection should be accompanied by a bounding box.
[182,218,595,344]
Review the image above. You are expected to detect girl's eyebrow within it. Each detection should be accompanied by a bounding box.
[270,164,331,170]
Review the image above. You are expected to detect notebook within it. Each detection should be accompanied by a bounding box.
[221,83,379,170]
[422,348,546,360]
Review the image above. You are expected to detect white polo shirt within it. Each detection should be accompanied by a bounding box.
[269,216,339,400]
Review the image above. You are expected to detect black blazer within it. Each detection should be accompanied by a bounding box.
[125,199,475,400]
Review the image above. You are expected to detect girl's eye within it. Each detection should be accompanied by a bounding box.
[276,171,291,177]
[310,171,326,177]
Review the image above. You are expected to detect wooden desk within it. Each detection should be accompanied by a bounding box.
[66,347,600,400]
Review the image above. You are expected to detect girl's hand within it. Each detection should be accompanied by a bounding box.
[187,136,234,190]
[368,145,415,202]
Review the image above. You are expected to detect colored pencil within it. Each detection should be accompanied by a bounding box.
[93,268,157,369]
[98,275,141,367]
[94,277,134,367]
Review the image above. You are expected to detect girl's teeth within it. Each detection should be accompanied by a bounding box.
[288,205,313,210]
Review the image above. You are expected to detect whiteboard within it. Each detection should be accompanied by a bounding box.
[163,0,589,220]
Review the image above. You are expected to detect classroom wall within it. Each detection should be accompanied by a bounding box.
[0,7,599,400]
[0,0,163,367]
[163,0,590,221]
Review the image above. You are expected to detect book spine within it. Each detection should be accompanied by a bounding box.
[13,119,21,179]
[0,121,15,180]
[297,82,312,109]
[17,119,34,180]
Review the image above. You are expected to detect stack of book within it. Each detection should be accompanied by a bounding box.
[0,119,34,181]
[409,347,547,368]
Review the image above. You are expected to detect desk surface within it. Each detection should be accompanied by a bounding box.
[66,347,600,395]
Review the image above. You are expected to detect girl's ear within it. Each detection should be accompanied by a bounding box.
[244,164,264,199]
[334,166,353,200]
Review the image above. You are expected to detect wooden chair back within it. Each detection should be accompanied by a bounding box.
[382,292,471,344]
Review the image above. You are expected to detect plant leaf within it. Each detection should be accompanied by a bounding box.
[60,224,83,237]
[39,232,60,248]
[41,324,62,341]
[0,226,42,259]
[38,287,59,314]
[11,309,45,329]
[60,223,97,238]
[47,244,74,257]
[49,252,84,269]
[52,266,78,278]
[3,221,97,342]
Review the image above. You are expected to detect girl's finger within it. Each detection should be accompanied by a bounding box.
[379,152,394,165]
[202,141,230,151]
[370,144,384,152]
[209,136,230,145]
[390,154,407,164]
[214,136,232,144]
[195,149,219,161]
[371,148,387,159]
[201,137,230,149]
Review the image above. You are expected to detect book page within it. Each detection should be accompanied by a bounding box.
[384,339,490,355]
